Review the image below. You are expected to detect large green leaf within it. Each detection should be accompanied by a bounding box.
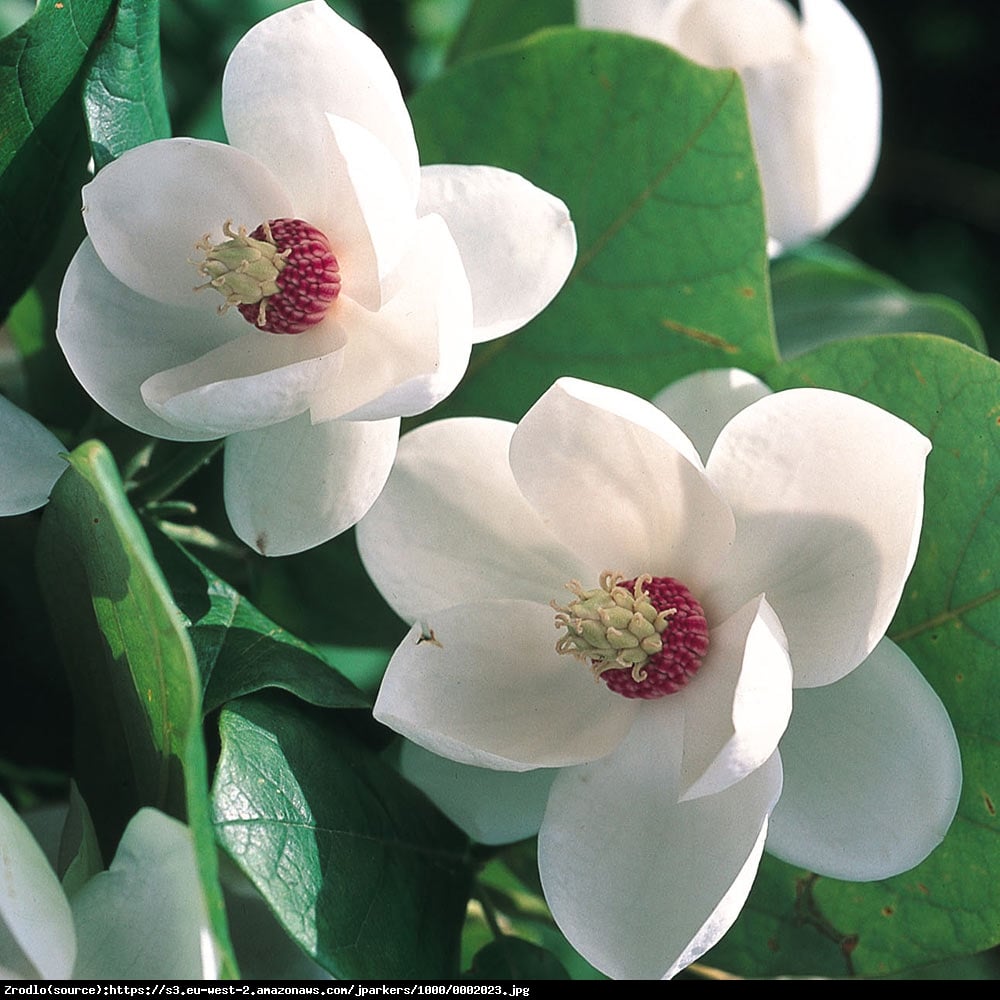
[410,28,776,422]
[706,334,1000,977]
[213,693,476,979]
[83,0,171,169]
[0,0,115,319]
[35,440,236,976]
[146,527,371,714]
[772,247,988,358]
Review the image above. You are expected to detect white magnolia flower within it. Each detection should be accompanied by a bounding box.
[57,1,576,557]
[0,394,66,515]
[577,0,881,254]
[357,369,961,979]
[0,795,217,980]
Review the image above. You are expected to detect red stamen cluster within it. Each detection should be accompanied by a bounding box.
[601,576,709,699]
[238,218,341,334]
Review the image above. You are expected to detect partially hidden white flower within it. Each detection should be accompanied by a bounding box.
[56,0,576,557]
[0,394,66,515]
[357,369,961,979]
[577,0,881,254]
[0,794,217,980]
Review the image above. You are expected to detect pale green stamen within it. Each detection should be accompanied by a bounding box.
[192,220,290,325]
[552,571,676,683]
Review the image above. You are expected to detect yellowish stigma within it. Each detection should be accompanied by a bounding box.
[192,220,290,326]
[552,571,676,683]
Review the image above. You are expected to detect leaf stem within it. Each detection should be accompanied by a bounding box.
[129,438,224,506]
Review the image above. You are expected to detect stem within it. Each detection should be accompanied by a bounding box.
[473,883,505,941]
[129,439,224,506]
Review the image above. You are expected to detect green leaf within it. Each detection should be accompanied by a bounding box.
[2,287,43,401]
[213,693,476,979]
[0,0,115,319]
[772,247,988,359]
[707,335,1000,978]
[410,28,776,422]
[448,0,572,66]
[466,936,570,980]
[146,527,371,714]
[35,440,237,977]
[248,528,407,650]
[83,0,171,169]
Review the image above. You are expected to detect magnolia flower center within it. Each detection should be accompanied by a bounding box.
[193,218,341,334]
[552,571,709,699]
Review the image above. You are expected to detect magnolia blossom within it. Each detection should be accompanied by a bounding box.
[577,0,881,253]
[0,795,216,979]
[0,394,66,515]
[56,1,576,557]
[357,370,961,979]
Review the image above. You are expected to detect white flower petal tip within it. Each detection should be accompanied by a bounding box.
[364,373,930,977]
[766,639,962,881]
[71,809,217,980]
[576,0,882,253]
[0,395,67,515]
[418,165,577,343]
[224,413,400,557]
[509,377,736,591]
[0,794,76,979]
[0,796,215,981]
[539,704,783,980]
[706,387,930,688]
[58,2,574,556]
[679,595,791,801]
[398,741,555,846]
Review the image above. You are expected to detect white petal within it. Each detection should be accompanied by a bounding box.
[57,240,243,442]
[217,107,406,313]
[509,378,735,593]
[71,809,216,980]
[83,139,294,306]
[651,368,772,463]
[0,795,76,980]
[398,741,555,846]
[140,324,345,437]
[374,600,640,771]
[666,0,802,69]
[224,411,400,557]
[0,396,66,514]
[576,0,681,39]
[356,417,584,624]
[739,56,822,251]
[418,165,576,343]
[706,388,929,688]
[321,114,418,309]
[800,0,881,237]
[767,639,961,880]
[309,214,473,424]
[538,698,782,979]
[679,595,791,800]
[222,1,420,204]
[664,810,771,978]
